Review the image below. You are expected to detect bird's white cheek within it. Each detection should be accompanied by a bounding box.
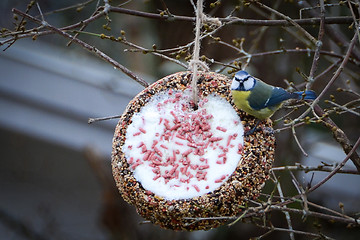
[243,78,255,90]
[231,80,240,90]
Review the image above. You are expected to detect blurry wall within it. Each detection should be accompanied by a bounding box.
[0,39,144,239]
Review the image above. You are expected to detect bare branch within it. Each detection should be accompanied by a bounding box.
[306,0,326,90]
[326,100,360,117]
[272,172,295,240]
[12,8,149,88]
[286,32,358,125]
[272,163,359,175]
[291,124,309,157]
[88,115,122,124]
[270,205,360,226]
[308,136,360,192]
[250,0,317,45]
[109,6,357,26]
[2,1,359,237]
[314,105,360,172]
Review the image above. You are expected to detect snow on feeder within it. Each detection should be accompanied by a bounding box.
[111,71,275,230]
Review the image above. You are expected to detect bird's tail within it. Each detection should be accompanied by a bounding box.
[292,90,317,100]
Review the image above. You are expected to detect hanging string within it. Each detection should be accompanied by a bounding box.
[189,0,208,108]
[189,0,221,107]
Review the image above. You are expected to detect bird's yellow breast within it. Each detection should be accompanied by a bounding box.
[231,90,278,119]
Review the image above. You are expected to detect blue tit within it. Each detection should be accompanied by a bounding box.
[231,70,317,120]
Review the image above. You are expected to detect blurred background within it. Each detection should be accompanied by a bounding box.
[1,0,359,239]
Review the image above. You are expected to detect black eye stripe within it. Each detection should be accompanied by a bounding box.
[235,75,251,82]
[243,76,251,81]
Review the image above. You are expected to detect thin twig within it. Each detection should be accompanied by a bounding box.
[306,0,326,90]
[226,48,359,69]
[40,0,95,16]
[297,0,360,61]
[122,38,188,68]
[76,30,188,68]
[1,4,107,47]
[248,0,282,54]
[109,6,357,26]
[307,201,356,221]
[67,7,100,47]
[272,172,295,240]
[289,171,309,215]
[256,225,334,239]
[347,0,360,44]
[272,164,359,175]
[286,32,358,126]
[184,200,360,225]
[291,124,309,157]
[12,8,149,88]
[88,115,122,124]
[313,59,342,81]
[308,136,360,193]
[261,192,356,221]
[326,100,360,116]
[313,104,360,172]
[270,205,360,226]
[250,0,317,45]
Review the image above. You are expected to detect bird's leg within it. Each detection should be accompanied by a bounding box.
[244,119,262,136]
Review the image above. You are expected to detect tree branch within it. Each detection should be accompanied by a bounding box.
[308,136,360,192]
[306,0,326,90]
[109,6,357,26]
[272,163,359,175]
[12,8,149,88]
[313,106,360,172]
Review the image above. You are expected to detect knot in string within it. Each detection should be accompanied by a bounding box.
[201,13,222,28]
[188,59,209,72]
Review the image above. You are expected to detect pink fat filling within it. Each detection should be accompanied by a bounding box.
[123,90,244,200]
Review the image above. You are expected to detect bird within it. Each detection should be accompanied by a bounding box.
[231,70,316,132]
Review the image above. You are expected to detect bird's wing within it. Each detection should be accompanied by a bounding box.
[265,87,294,107]
[247,80,274,110]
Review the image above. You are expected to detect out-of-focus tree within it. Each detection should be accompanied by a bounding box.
[1,0,359,239]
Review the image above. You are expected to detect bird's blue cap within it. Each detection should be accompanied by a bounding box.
[237,70,249,75]
[235,70,250,80]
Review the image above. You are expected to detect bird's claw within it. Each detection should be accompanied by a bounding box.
[244,127,261,136]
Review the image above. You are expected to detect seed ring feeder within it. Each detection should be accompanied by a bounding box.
[112,71,275,231]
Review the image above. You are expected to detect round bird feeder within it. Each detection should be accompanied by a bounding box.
[111,71,275,230]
